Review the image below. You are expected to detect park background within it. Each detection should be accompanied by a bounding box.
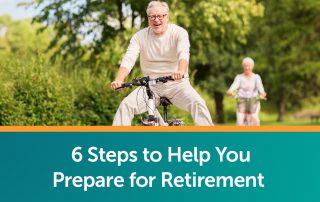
[0,0,319,126]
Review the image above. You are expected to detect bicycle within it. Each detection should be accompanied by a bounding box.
[229,93,266,126]
[115,76,184,126]
[237,97,259,126]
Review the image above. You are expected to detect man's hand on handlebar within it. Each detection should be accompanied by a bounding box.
[111,80,124,91]
[172,70,184,80]
[112,75,185,91]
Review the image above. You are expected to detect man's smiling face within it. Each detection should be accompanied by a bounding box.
[148,6,168,36]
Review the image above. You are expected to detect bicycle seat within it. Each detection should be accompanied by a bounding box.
[160,97,172,106]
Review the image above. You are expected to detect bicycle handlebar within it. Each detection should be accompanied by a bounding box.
[234,95,267,101]
[115,75,175,90]
[228,90,267,100]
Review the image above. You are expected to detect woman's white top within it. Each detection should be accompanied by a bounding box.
[228,73,265,98]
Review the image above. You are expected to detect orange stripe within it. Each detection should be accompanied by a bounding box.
[0,126,320,132]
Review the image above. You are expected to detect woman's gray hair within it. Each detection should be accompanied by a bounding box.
[146,1,170,15]
[242,57,255,67]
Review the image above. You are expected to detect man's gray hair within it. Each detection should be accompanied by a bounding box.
[242,57,255,66]
[146,1,170,15]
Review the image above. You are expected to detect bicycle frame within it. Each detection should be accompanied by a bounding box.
[115,76,184,126]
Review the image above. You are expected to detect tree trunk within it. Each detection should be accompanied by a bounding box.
[117,1,124,31]
[131,13,136,28]
[277,99,286,122]
[214,91,224,124]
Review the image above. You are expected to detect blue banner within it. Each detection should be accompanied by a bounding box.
[1,131,319,202]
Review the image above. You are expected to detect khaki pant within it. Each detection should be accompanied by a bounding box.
[112,78,213,126]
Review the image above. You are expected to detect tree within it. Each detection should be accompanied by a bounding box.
[246,0,320,121]
[0,15,51,56]
[169,0,264,123]
[28,0,150,63]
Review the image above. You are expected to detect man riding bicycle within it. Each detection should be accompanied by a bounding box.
[226,57,267,126]
[111,1,213,126]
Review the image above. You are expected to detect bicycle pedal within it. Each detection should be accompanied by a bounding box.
[142,119,158,126]
[168,119,184,126]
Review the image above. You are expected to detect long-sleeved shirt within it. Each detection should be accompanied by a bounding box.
[120,24,190,79]
[228,73,266,98]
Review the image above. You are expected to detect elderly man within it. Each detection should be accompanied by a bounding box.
[111,1,213,126]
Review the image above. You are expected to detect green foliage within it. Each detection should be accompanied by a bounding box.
[30,0,148,62]
[71,69,123,125]
[0,15,51,55]
[91,28,137,73]
[0,53,128,126]
[246,0,320,121]
[170,0,263,73]
[168,0,264,123]
[0,54,74,125]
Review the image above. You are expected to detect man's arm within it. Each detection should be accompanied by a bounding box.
[111,67,130,90]
[172,59,188,80]
[111,33,140,90]
[173,27,190,80]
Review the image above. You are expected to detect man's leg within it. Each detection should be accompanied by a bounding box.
[164,79,213,126]
[112,87,149,126]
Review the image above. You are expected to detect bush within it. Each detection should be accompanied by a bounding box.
[71,69,124,125]
[0,54,74,125]
[0,53,217,126]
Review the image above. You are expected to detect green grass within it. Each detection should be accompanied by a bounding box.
[221,116,320,126]
[222,95,320,126]
[220,119,319,126]
[262,119,320,126]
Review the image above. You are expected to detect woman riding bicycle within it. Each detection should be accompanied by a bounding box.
[226,57,267,126]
